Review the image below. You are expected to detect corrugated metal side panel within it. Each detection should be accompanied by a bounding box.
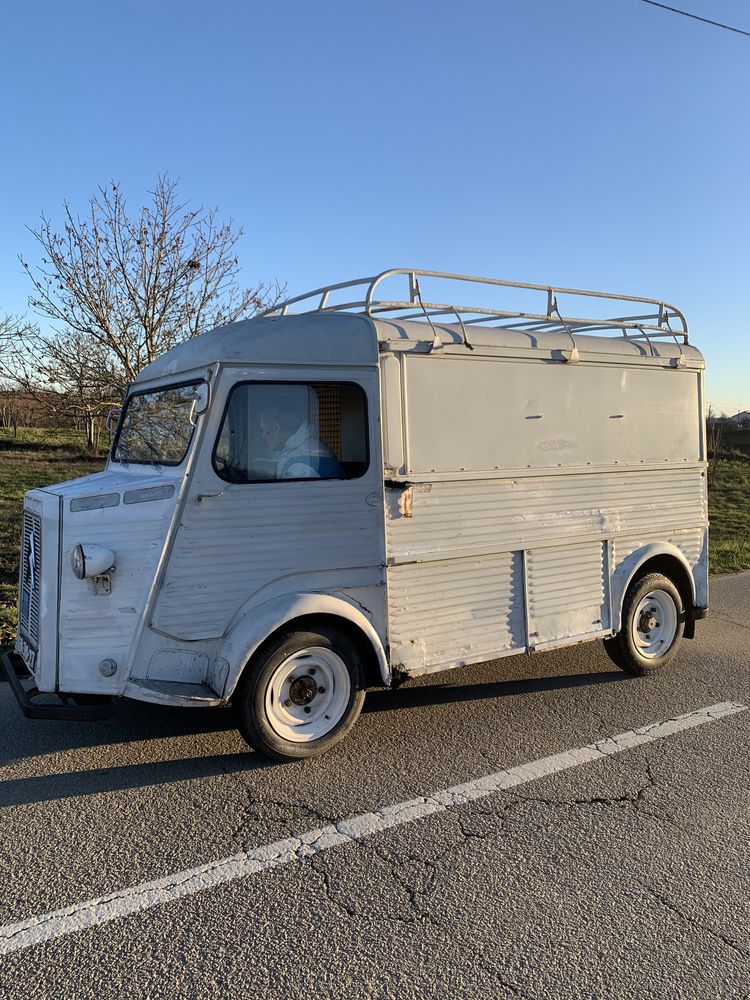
[527,541,607,644]
[385,468,706,673]
[388,552,524,671]
[153,485,383,639]
[386,468,706,562]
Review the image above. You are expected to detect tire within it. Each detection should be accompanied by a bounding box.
[603,571,684,676]
[234,626,366,762]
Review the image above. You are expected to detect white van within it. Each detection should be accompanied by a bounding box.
[5,269,708,761]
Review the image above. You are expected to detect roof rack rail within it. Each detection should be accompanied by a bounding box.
[262,268,689,344]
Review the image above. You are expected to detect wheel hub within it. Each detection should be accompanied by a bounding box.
[631,589,678,660]
[638,610,659,633]
[264,646,352,744]
[288,674,318,706]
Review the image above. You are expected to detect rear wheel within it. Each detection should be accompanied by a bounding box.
[604,572,684,676]
[234,626,366,762]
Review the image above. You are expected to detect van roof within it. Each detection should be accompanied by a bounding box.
[135,309,703,386]
[134,268,702,384]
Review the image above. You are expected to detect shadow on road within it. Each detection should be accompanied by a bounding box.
[363,669,626,714]
[0,751,274,809]
[0,667,627,808]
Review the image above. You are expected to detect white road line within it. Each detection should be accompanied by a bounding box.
[0,700,744,955]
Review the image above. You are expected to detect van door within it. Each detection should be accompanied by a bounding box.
[150,367,384,644]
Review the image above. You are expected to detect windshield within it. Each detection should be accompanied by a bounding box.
[112,381,202,466]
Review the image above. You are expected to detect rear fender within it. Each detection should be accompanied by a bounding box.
[610,542,697,633]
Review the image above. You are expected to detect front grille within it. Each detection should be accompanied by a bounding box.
[19,509,42,647]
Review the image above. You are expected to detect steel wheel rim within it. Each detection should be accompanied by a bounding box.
[264,646,351,743]
[631,590,678,659]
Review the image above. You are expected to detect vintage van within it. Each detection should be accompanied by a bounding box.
[5,269,708,760]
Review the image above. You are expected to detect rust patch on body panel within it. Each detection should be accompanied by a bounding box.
[390,637,428,672]
[385,481,414,519]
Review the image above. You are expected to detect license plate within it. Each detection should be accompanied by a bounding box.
[16,636,37,673]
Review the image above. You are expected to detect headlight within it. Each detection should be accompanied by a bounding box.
[71,544,86,579]
[71,543,115,579]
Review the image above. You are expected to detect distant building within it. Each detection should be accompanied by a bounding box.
[727,411,750,427]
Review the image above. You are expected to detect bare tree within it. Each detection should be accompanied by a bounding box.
[0,314,40,437]
[0,313,18,374]
[0,388,44,436]
[21,176,276,398]
[5,325,120,451]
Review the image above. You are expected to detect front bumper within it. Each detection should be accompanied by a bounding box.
[2,652,112,721]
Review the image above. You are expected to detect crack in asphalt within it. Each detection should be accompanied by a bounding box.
[0,701,746,971]
[298,764,713,1000]
[295,760,739,999]
[369,838,533,1000]
[211,758,258,800]
[233,790,338,842]
[489,759,691,834]
[307,860,360,922]
[229,751,691,882]
[518,755,655,806]
[643,885,750,961]
[293,805,532,997]
[711,613,750,632]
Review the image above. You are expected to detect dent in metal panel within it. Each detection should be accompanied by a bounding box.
[147,649,209,683]
[694,529,709,608]
[58,503,174,688]
[613,528,705,569]
[390,636,428,673]
[208,656,230,696]
[385,483,414,519]
[385,469,705,564]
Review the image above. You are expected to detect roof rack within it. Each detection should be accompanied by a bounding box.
[262,268,689,345]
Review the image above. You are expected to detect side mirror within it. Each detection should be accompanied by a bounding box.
[193,383,210,415]
[189,383,210,426]
[105,408,122,434]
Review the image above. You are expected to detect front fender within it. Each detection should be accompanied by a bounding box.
[213,592,390,698]
[610,542,697,633]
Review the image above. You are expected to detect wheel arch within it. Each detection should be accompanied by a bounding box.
[610,543,697,634]
[216,593,390,699]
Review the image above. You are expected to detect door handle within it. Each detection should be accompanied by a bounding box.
[196,491,225,504]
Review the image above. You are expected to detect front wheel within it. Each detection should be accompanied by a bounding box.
[234,626,366,762]
[603,572,685,676]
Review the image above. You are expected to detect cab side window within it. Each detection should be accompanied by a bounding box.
[213,382,369,482]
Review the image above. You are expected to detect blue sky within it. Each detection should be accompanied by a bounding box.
[1,0,748,413]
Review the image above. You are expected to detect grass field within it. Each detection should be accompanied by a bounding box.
[0,426,748,649]
[709,428,750,574]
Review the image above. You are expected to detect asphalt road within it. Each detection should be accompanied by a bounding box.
[0,572,748,999]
